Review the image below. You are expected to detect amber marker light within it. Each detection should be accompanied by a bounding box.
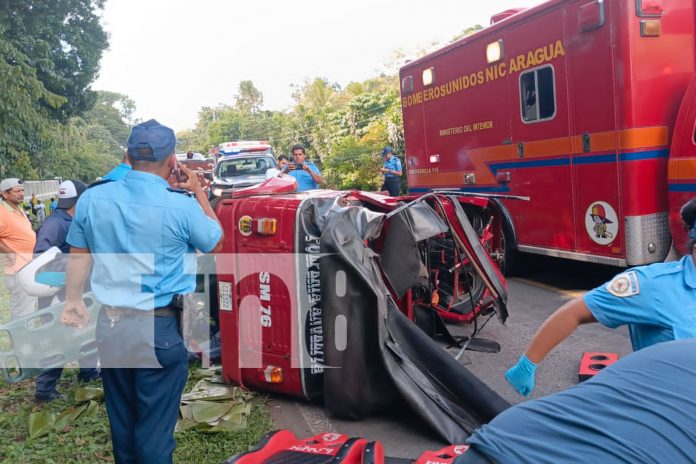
[255,218,277,235]
[640,20,661,37]
[263,366,283,383]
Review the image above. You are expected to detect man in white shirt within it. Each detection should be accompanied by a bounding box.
[266,154,290,179]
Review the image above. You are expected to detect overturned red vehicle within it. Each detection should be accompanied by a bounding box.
[214,177,518,443]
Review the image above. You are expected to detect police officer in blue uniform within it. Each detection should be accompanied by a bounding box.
[506,197,696,397]
[33,179,99,402]
[379,146,402,196]
[61,119,223,463]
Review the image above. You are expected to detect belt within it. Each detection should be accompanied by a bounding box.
[102,305,178,318]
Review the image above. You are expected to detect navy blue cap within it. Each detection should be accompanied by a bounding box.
[127,119,176,161]
[381,146,393,156]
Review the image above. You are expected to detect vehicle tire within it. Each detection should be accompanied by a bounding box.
[500,225,520,277]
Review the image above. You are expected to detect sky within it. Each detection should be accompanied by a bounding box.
[93,0,546,132]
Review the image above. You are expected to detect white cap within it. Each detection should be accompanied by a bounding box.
[0,178,23,191]
[57,180,87,209]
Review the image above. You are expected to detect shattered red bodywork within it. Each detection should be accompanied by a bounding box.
[215,177,512,443]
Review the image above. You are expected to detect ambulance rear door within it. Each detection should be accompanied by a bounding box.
[567,0,622,262]
[506,5,574,252]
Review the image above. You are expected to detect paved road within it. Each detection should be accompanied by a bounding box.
[269,255,632,459]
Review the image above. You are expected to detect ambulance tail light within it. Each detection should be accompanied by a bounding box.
[255,218,277,236]
[261,365,283,384]
[429,154,440,163]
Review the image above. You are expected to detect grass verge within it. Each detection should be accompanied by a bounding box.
[0,368,273,463]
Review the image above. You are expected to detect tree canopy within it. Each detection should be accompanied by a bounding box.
[179,76,404,191]
[0,0,109,120]
[177,26,486,192]
[0,0,122,182]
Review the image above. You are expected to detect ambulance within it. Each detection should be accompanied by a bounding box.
[399,0,696,269]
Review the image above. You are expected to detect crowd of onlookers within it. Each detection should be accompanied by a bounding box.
[19,193,59,230]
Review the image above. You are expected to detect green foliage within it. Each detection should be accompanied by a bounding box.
[0,27,65,179]
[38,117,122,182]
[83,91,137,154]
[324,138,383,191]
[450,25,484,43]
[0,2,120,183]
[180,74,405,191]
[0,0,109,120]
[0,368,273,464]
[235,80,264,114]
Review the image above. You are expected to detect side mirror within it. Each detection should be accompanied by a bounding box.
[203,172,214,181]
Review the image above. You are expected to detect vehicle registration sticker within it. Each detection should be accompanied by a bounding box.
[219,282,233,312]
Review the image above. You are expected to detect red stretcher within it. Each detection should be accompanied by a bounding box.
[225,430,473,464]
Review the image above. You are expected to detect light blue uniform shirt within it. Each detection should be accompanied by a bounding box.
[382,156,402,178]
[583,255,696,350]
[102,163,132,181]
[469,339,696,464]
[289,162,321,192]
[67,170,222,310]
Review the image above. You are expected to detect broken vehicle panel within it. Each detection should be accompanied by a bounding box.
[216,178,513,443]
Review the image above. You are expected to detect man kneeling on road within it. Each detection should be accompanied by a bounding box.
[61,119,223,464]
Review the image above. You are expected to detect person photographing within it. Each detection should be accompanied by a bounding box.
[287,144,323,191]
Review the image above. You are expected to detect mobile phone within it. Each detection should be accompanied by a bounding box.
[173,161,187,183]
[294,162,304,170]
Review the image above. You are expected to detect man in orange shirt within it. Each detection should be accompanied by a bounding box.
[0,178,37,319]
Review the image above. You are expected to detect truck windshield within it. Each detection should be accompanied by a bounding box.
[217,157,274,177]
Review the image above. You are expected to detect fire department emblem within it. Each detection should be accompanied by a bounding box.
[584,201,619,245]
[238,215,253,236]
[606,271,640,297]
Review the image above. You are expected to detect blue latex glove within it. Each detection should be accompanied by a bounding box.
[35,271,66,287]
[505,354,537,397]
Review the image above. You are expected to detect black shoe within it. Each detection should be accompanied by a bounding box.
[34,390,61,403]
[78,371,101,383]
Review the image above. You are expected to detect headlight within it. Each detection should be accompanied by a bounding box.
[212,187,223,197]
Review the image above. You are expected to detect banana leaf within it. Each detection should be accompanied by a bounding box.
[53,403,88,431]
[74,387,103,403]
[190,401,234,424]
[28,412,55,439]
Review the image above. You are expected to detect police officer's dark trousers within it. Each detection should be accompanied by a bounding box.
[381,176,401,197]
[96,309,188,464]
